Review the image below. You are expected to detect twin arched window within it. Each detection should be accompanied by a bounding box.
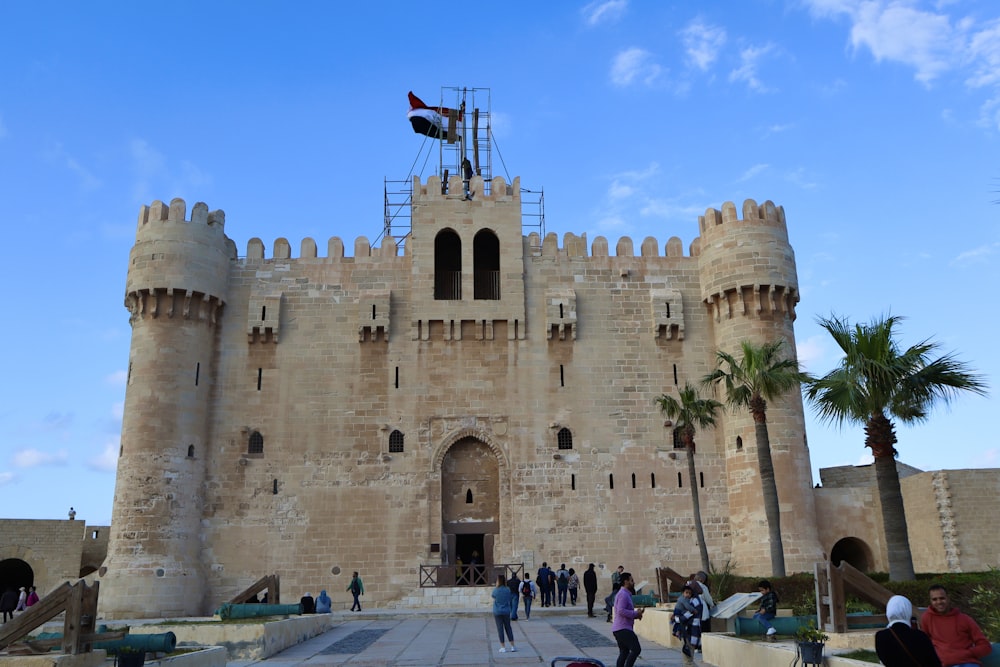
[433,229,500,300]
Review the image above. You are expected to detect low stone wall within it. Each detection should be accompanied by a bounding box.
[702,633,878,667]
[0,651,107,667]
[147,647,226,667]
[130,614,332,660]
[385,586,494,609]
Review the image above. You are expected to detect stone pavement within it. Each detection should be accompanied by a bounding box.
[227,608,710,667]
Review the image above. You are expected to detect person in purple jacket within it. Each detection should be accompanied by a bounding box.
[611,572,645,667]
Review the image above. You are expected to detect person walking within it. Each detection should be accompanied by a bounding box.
[346,572,365,612]
[520,576,536,620]
[568,568,580,605]
[584,563,599,617]
[611,572,644,667]
[507,571,521,621]
[555,564,570,606]
[491,574,517,653]
[25,586,39,608]
[14,587,27,612]
[0,588,17,622]
[875,595,941,667]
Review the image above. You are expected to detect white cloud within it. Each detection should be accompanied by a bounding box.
[728,44,776,92]
[785,166,819,190]
[106,370,128,386]
[762,123,793,138]
[112,401,124,420]
[795,334,828,373]
[44,142,101,191]
[88,439,120,472]
[856,451,875,466]
[965,19,1000,88]
[608,181,636,199]
[849,2,956,85]
[0,471,15,485]
[13,448,69,468]
[639,200,705,220]
[952,242,999,264]
[737,163,769,182]
[582,0,627,26]
[611,48,663,87]
[680,19,727,71]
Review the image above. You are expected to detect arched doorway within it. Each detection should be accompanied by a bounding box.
[830,537,874,572]
[441,437,499,585]
[0,558,34,597]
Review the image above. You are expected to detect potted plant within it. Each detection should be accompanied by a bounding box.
[794,620,828,664]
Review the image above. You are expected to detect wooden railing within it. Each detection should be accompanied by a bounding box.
[815,561,893,633]
[0,580,124,655]
[420,563,525,588]
[229,573,281,604]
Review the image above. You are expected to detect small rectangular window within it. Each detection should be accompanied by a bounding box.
[257,368,262,391]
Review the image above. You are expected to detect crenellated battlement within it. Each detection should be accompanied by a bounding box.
[240,232,701,261]
[698,198,787,240]
[136,198,226,237]
[412,174,521,202]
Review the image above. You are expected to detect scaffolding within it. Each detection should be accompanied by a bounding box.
[382,86,544,249]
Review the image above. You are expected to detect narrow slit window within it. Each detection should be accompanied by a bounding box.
[559,303,564,318]
[631,473,636,488]
[272,479,278,494]
[677,472,683,488]
[257,368,262,391]
[571,474,576,490]
[394,366,399,389]
[560,364,565,387]
[666,302,671,318]
[673,364,678,385]
[187,445,195,458]
[736,436,743,450]
[609,473,614,490]
[261,305,266,320]
[372,304,377,319]
[195,362,200,386]
[651,473,656,489]
[466,489,473,504]
[700,472,705,488]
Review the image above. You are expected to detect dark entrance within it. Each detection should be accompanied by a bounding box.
[456,534,486,585]
[0,558,34,597]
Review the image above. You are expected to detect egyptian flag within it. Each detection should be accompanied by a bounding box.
[407,91,462,140]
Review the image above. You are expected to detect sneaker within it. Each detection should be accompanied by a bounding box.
[509,646,517,652]
[499,647,506,653]
[766,628,777,636]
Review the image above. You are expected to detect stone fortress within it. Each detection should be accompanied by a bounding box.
[2,171,996,618]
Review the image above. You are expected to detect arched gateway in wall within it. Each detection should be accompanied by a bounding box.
[436,431,506,582]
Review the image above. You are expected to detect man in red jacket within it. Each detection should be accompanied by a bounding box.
[919,584,992,667]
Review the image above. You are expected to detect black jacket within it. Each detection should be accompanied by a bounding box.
[875,623,942,667]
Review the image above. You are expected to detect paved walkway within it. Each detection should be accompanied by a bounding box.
[229,608,709,667]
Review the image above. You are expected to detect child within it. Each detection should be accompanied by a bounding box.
[672,584,703,658]
[753,579,779,640]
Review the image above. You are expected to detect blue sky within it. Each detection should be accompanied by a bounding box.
[1,1,997,526]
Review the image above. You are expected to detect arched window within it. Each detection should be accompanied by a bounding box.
[434,230,462,300]
[187,445,195,458]
[473,229,500,300]
[672,428,685,450]
[248,431,264,454]
[389,430,404,453]
[557,428,573,450]
[466,489,474,504]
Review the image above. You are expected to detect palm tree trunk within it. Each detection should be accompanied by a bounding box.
[687,444,711,573]
[752,397,786,577]
[868,415,916,581]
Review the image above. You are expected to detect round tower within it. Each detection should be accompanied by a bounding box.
[100,198,233,618]
[696,199,822,574]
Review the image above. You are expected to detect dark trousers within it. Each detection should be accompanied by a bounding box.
[586,590,597,615]
[558,586,568,606]
[569,588,578,605]
[351,593,361,611]
[613,628,642,667]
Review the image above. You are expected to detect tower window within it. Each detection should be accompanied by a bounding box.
[736,436,743,450]
[187,445,195,458]
[466,489,473,504]
[609,473,614,490]
[389,430,404,453]
[473,229,500,300]
[673,428,685,450]
[248,431,264,454]
[631,473,636,489]
[678,472,683,487]
[651,473,656,488]
[571,474,576,490]
[557,428,573,450]
[434,230,462,300]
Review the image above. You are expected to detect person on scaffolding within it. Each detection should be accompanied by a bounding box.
[462,157,474,200]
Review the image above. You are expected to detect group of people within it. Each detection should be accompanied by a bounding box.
[875,585,992,667]
[751,579,992,667]
[1,586,39,622]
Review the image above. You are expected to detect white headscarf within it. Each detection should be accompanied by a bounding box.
[886,595,912,628]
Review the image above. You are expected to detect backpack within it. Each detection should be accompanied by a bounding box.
[521,581,532,596]
[558,572,568,585]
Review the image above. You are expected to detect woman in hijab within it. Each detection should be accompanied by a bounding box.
[315,589,332,613]
[875,595,941,667]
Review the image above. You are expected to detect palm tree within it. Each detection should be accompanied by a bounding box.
[703,340,811,577]
[805,314,987,581]
[655,383,722,573]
